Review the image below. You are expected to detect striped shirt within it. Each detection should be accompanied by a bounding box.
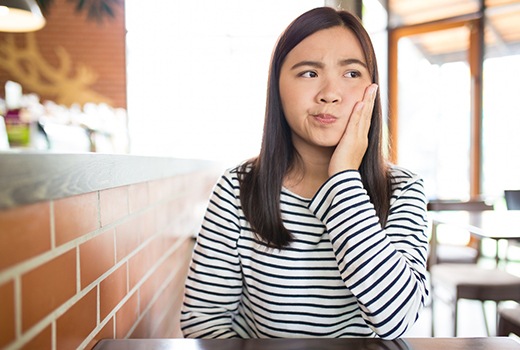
[180,165,429,339]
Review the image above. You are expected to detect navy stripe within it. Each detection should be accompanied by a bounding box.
[181,165,429,339]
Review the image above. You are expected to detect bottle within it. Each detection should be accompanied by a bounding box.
[5,108,31,147]
[0,115,9,150]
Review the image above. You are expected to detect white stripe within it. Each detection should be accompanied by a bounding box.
[181,165,428,339]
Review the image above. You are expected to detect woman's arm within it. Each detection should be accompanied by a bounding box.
[180,171,243,338]
[308,169,429,339]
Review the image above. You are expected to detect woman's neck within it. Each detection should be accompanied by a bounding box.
[284,141,335,199]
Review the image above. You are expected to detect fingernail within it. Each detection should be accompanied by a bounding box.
[371,85,378,96]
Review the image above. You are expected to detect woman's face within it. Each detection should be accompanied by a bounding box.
[279,26,372,152]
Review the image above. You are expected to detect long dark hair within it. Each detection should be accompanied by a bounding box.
[238,7,392,249]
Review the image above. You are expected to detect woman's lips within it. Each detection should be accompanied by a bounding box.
[313,114,337,125]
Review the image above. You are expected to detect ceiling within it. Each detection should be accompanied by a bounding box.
[387,0,520,64]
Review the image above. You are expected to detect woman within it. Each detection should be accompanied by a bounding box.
[180,7,428,339]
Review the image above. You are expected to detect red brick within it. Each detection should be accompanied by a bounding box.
[99,264,127,320]
[115,292,139,338]
[79,229,115,288]
[54,192,99,246]
[87,318,114,350]
[21,249,77,331]
[129,311,152,338]
[154,202,170,234]
[143,270,186,339]
[20,325,51,350]
[138,210,156,243]
[99,186,128,227]
[56,288,97,350]
[148,178,172,204]
[138,260,168,314]
[0,202,51,270]
[115,218,139,262]
[128,182,149,213]
[0,280,15,348]
[128,237,164,290]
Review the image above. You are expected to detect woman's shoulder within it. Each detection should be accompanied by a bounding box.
[217,166,240,186]
[388,164,424,191]
[216,160,253,188]
[389,164,420,180]
[224,160,252,177]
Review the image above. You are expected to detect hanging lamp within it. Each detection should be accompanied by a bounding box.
[0,0,46,32]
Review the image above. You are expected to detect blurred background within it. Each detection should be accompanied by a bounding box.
[0,0,519,202]
[0,0,520,342]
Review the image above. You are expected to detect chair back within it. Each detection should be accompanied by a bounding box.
[505,190,520,210]
[427,199,493,212]
[426,198,493,269]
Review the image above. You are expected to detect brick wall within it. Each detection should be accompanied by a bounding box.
[0,169,218,349]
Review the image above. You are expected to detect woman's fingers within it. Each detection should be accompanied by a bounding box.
[351,84,377,135]
[328,84,378,176]
[360,84,378,133]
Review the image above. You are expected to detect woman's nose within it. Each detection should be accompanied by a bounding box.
[317,79,341,104]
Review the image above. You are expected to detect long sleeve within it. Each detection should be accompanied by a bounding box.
[308,169,429,339]
[180,172,243,338]
[181,166,428,339]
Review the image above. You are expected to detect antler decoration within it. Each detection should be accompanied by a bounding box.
[0,33,113,106]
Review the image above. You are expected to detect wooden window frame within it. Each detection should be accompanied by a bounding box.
[387,10,485,198]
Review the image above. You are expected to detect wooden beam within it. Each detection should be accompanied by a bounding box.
[469,17,484,197]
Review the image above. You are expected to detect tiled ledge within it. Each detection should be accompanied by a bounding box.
[0,152,220,210]
[0,152,223,348]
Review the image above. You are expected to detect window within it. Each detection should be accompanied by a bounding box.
[482,4,520,198]
[395,27,471,199]
[125,0,324,165]
[388,0,520,200]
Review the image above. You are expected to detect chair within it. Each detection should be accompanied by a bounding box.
[427,199,493,267]
[505,190,520,210]
[495,191,520,334]
[504,190,520,261]
[498,304,520,336]
[428,198,520,336]
[431,263,520,336]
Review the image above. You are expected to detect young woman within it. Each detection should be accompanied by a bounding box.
[180,7,429,339]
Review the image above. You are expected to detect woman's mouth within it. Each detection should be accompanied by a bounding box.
[313,114,337,125]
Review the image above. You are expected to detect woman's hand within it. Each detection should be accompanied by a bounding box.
[328,83,378,177]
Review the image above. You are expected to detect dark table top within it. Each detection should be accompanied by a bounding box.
[92,337,520,350]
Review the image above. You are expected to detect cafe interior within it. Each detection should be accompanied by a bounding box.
[0,0,520,349]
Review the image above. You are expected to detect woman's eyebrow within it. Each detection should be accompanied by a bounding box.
[290,61,324,70]
[290,58,367,70]
[339,58,367,68]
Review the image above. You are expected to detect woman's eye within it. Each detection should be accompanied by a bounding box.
[345,71,361,78]
[299,71,317,78]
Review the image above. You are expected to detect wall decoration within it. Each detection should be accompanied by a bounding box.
[0,0,126,108]
[36,0,123,22]
[0,33,112,106]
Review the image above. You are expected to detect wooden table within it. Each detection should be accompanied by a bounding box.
[429,210,520,266]
[92,337,520,350]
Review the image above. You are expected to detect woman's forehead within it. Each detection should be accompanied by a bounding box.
[285,26,366,65]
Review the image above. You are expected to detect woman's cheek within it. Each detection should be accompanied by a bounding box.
[331,118,349,145]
